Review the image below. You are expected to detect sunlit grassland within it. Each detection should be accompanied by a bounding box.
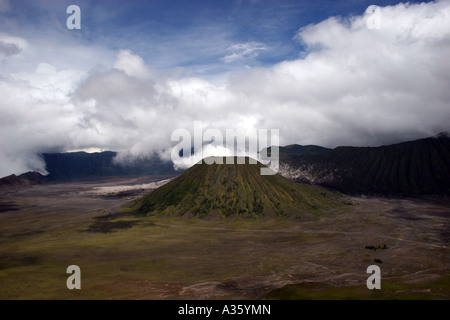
[0,194,448,300]
[0,212,336,299]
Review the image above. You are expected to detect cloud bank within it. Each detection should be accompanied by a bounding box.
[1,1,450,177]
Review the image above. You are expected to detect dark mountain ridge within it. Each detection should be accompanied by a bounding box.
[41,151,177,180]
[1,134,449,196]
[280,133,450,196]
[263,144,330,160]
[0,151,178,191]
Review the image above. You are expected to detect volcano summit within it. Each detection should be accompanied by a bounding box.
[131,157,343,220]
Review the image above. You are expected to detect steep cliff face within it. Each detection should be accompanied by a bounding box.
[279,134,450,196]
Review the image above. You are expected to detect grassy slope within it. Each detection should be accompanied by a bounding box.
[132,157,343,220]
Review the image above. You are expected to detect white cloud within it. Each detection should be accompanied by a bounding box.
[1,1,450,177]
[172,144,233,171]
[0,72,79,176]
[113,49,156,80]
[222,41,268,63]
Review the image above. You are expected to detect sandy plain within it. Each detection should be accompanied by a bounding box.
[0,176,448,299]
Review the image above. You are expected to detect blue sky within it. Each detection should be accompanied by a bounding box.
[1,0,449,176]
[1,0,433,74]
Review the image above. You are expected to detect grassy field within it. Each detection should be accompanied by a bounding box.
[0,178,449,299]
